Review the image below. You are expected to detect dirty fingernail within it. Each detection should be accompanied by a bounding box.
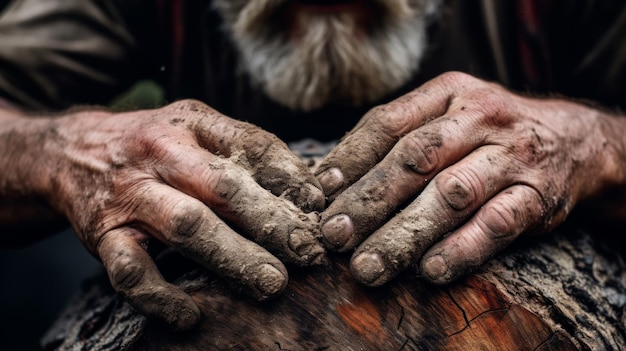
[351,252,385,286]
[317,167,345,196]
[321,214,354,250]
[422,255,448,282]
[254,264,288,300]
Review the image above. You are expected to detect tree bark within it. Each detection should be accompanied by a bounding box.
[41,226,626,351]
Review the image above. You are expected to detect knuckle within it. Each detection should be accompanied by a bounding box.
[479,203,519,240]
[165,198,206,241]
[473,90,508,116]
[240,126,281,163]
[462,88,518,130]
[206,162,246,210]
[166,99,212,114]
[435,170,479,211]
[108,254,145,291]
[397,130,440,174]
[436,71,474,87]
[162,99,224,132]
[367,102,414,137]
[133,124,172,160]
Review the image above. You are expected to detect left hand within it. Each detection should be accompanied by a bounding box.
[315,71,625,286]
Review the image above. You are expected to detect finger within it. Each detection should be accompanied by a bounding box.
[315,72,471,199]
[320,112,487,251]
[152,142,326,265]
[349,146,517,286]
[419,185,543,284]
[131,182,291,300]
[167,100,324,212]
[97,227,201,330]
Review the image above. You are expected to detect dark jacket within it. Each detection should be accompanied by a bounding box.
[0,0,625,141]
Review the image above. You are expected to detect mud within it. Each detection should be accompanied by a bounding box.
[210,123,326,213]
[205,157,327,267]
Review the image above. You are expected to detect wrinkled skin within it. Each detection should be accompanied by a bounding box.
[0,99,326,330]
[316,72,626,286]
[4,71,626,332]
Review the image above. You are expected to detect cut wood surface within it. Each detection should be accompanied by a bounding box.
[42,226,626,351]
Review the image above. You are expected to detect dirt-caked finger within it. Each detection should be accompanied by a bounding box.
[152,146,326,265]
[315,72,472,200]
[420,185,544,284]
[97,228,201,330]
[320,112,487,251]
[132,183,291,300]
[348,146,518,286]
[168,100,325,212]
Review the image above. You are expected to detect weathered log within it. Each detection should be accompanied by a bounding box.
[41,225,626,351]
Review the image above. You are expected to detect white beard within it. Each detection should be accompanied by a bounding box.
[213,0,442,111]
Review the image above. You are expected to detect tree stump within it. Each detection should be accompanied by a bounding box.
[40,143,626,350]
[40,225,626,351]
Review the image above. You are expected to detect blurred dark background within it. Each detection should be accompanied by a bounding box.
[0,229,102,351]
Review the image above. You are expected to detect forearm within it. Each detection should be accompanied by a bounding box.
[0,108,67,247]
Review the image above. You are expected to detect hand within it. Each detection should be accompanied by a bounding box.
[315,72,624,286]
[36,100,327,329]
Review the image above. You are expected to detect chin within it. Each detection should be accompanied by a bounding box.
[214,0,442,112]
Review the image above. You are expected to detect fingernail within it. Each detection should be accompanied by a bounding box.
[351,252,385,286]
[422,255,448,281]
[317,167,345,196]
[254,264,288,300]
[321,214,353,250]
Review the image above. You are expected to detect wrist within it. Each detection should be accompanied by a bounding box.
[577,107,626,218]
[0,113,53,197]
[0,110,69,243]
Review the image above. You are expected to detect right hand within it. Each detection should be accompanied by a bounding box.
[33,100,327,329]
